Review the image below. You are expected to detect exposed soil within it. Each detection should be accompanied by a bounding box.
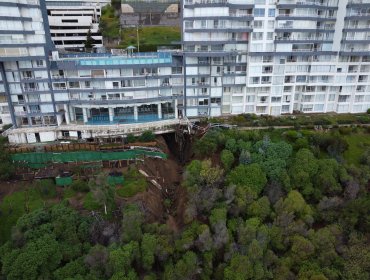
[136,155,185,231]
[119,133,192,232]
[0,181,32,203]
[0,132,193,232]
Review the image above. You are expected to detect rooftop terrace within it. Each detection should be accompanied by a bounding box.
[57,52,173,66]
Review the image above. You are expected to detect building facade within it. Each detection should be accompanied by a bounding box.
[183,0,370,116]
[1,0,370,144]
[46,0,104,50]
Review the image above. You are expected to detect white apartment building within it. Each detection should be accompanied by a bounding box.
[46,0,104,50]
[1,0,370,144]
[182,0,370,116]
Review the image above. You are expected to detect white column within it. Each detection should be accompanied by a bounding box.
[109,107,114,122]
[64,104,70,124]
[158,103,162,119]
[134,105,138,120]
[70,106,75,121]
[82,108,88,123]
[174,100,179,119]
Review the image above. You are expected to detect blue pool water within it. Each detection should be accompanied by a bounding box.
[86,113,175,125]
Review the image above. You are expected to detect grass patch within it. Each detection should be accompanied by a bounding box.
[63,187,77,200]
[120,26,181,51]
[83,192,100,211]
[0,189,50,244]
[33,179,57,199]
[116,168,148,198]
[344,132,370,165]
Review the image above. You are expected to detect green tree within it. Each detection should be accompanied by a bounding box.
[239,149,251,165]
[0,136,14,180]
[173,251,199,280]
[141,234,157,271]
[290,235,315,262]
[225,138,238,154]
[194,137,217,158]
[53,257,88,280]
[289,149,318,198]
[248,196,271,221]
[221,149,234,171]
[1,234,62,280]
[139,130,155,142]
[227,163,267,195]
[84,28,95,49]
[99,5,120,43]
[89,172,115,215]
[224,254,253,279]
[1,205,90,280]
[121,204,144,243]
[109,241,139,275]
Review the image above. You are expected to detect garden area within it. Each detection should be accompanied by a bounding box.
[119,26,181,52]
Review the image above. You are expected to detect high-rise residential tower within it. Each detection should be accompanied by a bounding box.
[182,0,370,116]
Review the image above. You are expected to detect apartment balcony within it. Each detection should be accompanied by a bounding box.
[358,76,369,83]
[276,12,336,20]
[340,46,370,54]
[275,35,333,43]
[342,35,370,42]
[345,11,370,19]
[23,88,40,92]
[343,23,370,31]
[184,0,254,8]
[185,24,252,32]
[348,0,370,5]
[276,22,335,32]
[13,0,39,5]
[277,0,339,8]
[0,48,29,57]
[289,47,324,53]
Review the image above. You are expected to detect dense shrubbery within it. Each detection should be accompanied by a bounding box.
[126,131,155,143]
[0,136,14,181]
[209,113,370,128]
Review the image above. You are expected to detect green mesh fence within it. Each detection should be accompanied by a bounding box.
[12,149,167,168]
[55,176,73,186]
[108,176,124,185]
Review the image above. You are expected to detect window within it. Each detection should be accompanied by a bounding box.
[210,98,221,105]
[61,19,78,23]
[199,98,208,105]
[254,20,263,28]
[36,60,44,67]
[268,20,275,29]
[296,76,307,82]
[252,32,264,40]
[184,21,193,29]
[251,77,260,84]
[267,32,274,40]
[254,8,265,17]
[268,9,275,17]
[172,67,182,74]
[200,20,207,28]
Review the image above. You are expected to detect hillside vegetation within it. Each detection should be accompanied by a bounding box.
[0,127,369,279]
